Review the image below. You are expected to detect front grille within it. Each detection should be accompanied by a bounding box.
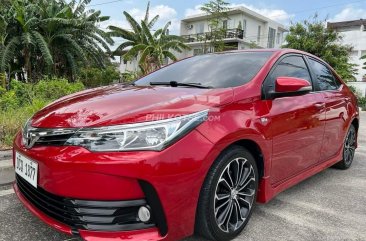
[34,133,74,146]
[16,175,155,232]
[22,124,76,147]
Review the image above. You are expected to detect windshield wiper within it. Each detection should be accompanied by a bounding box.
[150,81,212,89]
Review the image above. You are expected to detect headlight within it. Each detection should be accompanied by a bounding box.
[65,110,209,152]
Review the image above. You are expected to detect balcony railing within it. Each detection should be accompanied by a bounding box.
[182,28,244,43]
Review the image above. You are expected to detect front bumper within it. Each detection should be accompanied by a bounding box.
[13,129,217,241]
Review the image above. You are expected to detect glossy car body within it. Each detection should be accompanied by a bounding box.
[13,49,359,241]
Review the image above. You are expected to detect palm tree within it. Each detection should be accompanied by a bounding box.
[1,0,53,81]
[0,0,113,82]
[108,2,159,55]
[109,2,190,74]
[37,0,113,80]
[123,21,190,73]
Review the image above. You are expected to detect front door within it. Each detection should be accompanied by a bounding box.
[263,54,326,184]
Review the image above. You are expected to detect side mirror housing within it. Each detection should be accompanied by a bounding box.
[269,77,312,99]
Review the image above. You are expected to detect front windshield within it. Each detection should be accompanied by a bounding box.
[134,51,274,88]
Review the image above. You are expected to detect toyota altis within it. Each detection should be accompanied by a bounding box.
[13,49,359,241]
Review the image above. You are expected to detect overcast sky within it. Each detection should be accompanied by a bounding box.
[89,0,366,47]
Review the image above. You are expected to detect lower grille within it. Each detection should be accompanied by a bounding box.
[16,175,155,231]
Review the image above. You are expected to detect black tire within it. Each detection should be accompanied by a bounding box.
[195,145,259,241]
[333,124,357,170]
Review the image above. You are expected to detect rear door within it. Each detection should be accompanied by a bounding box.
[306,57,348,162]
[263,54,326,184]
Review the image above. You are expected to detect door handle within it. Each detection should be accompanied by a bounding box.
[314,103,325,109]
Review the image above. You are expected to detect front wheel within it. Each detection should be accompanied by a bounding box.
[334,124,357,170]
[195,146,258,241]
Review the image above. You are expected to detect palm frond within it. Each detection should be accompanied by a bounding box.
[108,26,136,41]
[1,37,20,71]
[123,11,142,34]
[139,46,154,65]
[144,1,150,23]
[123,44,147,60]
[65,50,77,77]
[114,41,135,53]
[148,15,159,29]
[141,21,155,45]
[162,50,177,62]
[32,31,53,65]
[21,32,33,46]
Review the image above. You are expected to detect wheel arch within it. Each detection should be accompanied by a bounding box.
[351,117,359,132]
[225,139,265,179]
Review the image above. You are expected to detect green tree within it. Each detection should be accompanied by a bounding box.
[108,2,159,55]
[1,0,53,81]
[109,2,190,74]
[200,0,230,53]
[0,0,113,82]
[361,54,366,70]
[283,16,358,81]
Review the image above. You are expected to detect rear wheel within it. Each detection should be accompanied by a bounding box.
[195,146,258,241]
[334,124,357,170]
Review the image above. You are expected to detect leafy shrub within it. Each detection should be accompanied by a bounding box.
[121,71,143,82]
[0,99,49,147]
[0,86,5,96]
[79,66,120,88]
[33,78,84,100]
[10,80,33,106]
[0,78,85,147]
[358,96,366,108]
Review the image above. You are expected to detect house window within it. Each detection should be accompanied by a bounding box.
[257,26,261,43]
[228,19,234,29]
[243,19,247,37]
[276,32,281,44]
[223,20,228,29]
[267,27,276,48]
[196,23,204,34]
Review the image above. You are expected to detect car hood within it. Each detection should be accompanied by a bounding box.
[31,85,234,128]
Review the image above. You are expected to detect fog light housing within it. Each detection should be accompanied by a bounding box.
[138,206,151,223]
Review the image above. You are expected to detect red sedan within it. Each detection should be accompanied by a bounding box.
[13,49,359,241]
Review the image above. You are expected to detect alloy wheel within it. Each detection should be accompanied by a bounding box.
[214,157,256,233]
[344,127,356,165]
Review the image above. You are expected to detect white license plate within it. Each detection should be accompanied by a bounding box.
[15,152,38,188]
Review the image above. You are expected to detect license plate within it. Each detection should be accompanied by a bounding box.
[15,152,38,188]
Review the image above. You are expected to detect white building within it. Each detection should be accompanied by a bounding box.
[119,6,287,73]
[179,6,287,58]
[327,19,366,83]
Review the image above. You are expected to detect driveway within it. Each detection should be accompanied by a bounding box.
[1,112,365,241]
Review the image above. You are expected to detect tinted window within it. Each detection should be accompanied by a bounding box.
[308,59,339,91]
[135,52,273,88]
[265,55,312,92]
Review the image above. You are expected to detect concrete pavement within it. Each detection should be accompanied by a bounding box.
[0,113,365,241]
[0,150,14,186]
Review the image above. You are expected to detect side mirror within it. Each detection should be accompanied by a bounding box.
[269,77,312,99]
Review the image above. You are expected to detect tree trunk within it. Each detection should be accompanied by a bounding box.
[24,48,32,83]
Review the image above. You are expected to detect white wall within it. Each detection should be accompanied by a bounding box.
[119,8,286,73]
[337,25,366,81]
[180,9,285,49]
[119,57,139,73]
[348,82,366,97]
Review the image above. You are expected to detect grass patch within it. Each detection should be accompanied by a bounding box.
[0,79,84,148]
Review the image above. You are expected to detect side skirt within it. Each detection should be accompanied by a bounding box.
[256,152,343,203]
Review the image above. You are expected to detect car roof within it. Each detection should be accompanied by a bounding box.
[214,48,326,65]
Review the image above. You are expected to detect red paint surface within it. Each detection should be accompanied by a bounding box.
[13,49,359,241]
[275,76,311,92]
